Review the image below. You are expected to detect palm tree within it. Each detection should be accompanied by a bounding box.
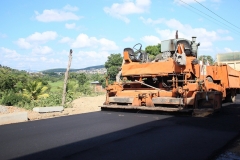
[23,81,49,100]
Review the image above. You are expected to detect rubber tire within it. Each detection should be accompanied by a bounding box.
[226,89,236,103]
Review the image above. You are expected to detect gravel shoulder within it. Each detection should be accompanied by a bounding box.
[0,95,105,125]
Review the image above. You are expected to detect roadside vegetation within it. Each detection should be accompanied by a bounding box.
[0,65,106,110]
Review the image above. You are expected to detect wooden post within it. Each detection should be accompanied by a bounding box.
[62,49,73,106]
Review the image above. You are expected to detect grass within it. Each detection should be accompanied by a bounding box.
[48,81,63,93]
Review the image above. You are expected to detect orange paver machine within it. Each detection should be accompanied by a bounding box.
[101,33,240,113]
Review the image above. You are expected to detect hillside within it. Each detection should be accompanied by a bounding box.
[41,64,105,73]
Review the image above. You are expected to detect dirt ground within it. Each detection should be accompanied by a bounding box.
[0,95,106,124]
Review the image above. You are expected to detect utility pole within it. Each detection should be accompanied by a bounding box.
[62,49,73,106]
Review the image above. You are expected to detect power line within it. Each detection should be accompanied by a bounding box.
[178,0,240,36]
[194,0,240,31]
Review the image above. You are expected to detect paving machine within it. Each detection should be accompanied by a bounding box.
[101,32,240,114]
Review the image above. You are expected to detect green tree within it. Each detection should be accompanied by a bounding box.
[23,81,49,100]
[0,73,17,91]
[66,80,79,102]
[90,73,100,81]
[14,81,24,93]
[69,72,78,79]
[198,55,215,65]
[98,75,106,88]
[105,53,123,80]
[89,73,106,88]
[79,81,92,95]
[145,43,161,60]
[77,73,88,85]
[67,80,79,93]
[0,66,30,100]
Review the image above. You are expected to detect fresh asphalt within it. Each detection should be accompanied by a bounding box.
[1,97,240,160]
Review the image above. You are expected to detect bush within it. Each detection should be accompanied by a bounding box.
[16,92,62,110]
[38,92,62,106]
[1,92,30,106]
[13,91,81,110]
[79,82,93,95]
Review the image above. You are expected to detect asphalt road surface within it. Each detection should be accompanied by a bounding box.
[1,98,240,160]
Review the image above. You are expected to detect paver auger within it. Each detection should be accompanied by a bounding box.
[101,33,240,113]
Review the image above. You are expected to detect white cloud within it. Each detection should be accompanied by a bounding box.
[224,47,239,52]
[102,39,118,51]
[59,37,72,43]
[27,31,58,43]
[141,36,161,45]
[35,7,82,22]
[40,57,47,61]
[98,38,119,50]
[71,50,110,68]
[139,17,164,25]
[224,48,233,52]
[40,57,61,63]
[69,35,119,69]
[71,34,98,48]
[145,18,233,50]
[77,51,109,59]
[201,41,213,48]
[71,34,118,51]
[25,57,38,62]
[47,58,61,63]
[156,28,215,48]
[32,46,53,55]
[217,29,229,34]
[0,47,64,70]
[155,29,175,40]
[123,36,135,42]
[16,38,32,49]
[65,23,76,29]
[140,17,233,55]
[15,32,55,59]
[104,0,151,23]
[16,31,58,49]
[63,4,78,11]
[165,19,186,30]
[0,47,21,59]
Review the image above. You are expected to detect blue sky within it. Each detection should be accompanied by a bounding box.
[0,0,240,71]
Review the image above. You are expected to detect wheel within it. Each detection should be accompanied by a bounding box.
[226,89,236,103]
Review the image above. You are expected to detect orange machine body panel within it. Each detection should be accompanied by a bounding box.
[122,57,196,76]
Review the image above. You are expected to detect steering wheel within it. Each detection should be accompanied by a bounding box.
[133,43,142,55]
[132,43,148,63]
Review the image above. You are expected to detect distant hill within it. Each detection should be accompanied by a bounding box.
[42,65,105,73]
